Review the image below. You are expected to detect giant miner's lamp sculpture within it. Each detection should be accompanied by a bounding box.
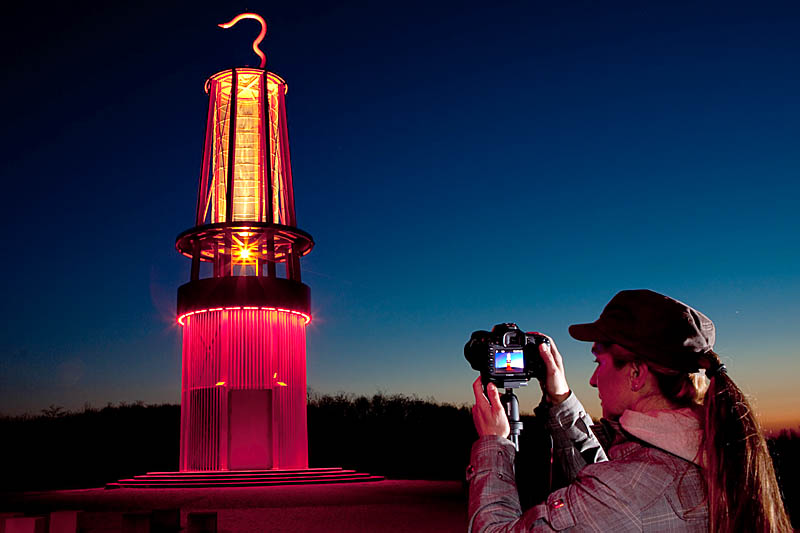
[174,14,313,472]
[107,14,381,487]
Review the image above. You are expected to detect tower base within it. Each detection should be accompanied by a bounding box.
[105,468,383,489]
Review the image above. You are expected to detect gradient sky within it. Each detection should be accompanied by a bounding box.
[1,1,798,430]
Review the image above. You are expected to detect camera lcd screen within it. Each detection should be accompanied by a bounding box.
[494,350,524,374]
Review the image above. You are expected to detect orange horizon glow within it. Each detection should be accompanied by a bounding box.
[756,406,800,434]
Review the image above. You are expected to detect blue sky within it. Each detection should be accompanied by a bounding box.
[1,1,798,428]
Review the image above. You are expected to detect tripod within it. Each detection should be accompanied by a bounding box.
[500,388,523,451]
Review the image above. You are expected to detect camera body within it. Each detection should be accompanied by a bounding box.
[464,323,549,389]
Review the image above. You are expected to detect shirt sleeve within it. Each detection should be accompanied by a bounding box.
[467,436,669,532]
[466,435,527,532]
[541,392,608,483]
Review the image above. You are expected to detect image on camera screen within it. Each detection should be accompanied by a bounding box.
[495,350,524,373]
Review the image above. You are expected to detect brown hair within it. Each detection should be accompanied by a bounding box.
[605,343,792,532]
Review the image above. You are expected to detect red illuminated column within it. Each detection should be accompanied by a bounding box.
[179,305,308,470]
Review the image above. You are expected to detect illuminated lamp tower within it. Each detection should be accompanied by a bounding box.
[174,14,313,471]
[103,15,381,488]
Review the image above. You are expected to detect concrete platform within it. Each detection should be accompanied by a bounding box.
[0,480,468,532]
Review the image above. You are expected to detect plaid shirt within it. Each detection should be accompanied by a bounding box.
[467,393,708,532]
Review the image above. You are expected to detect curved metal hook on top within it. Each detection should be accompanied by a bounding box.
[218,13,267,69]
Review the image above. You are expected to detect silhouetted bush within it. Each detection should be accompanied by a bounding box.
[0,403,179,492]
[768,428,800,527]
[306,392,477,480]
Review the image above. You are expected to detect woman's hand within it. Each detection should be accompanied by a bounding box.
[471,377,510,438]
[538,335,571,405]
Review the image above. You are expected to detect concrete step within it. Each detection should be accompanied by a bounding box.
[106,469,384,489]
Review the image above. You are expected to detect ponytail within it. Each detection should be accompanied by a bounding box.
[701,352,791,532]
[608,343,791,531]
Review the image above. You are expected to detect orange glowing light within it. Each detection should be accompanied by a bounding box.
[231,234,256,265]
[215,381,226,387]
[203,69,291,228]
[276,381,288,387]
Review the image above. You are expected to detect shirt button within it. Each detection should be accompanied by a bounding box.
[551,499,565,509]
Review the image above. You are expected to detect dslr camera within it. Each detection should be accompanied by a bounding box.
[464,323,550,389]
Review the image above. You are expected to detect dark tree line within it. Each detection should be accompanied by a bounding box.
[0,402,180,492]
[0,396,796,526]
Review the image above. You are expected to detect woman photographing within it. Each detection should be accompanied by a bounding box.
[468,289,791,532]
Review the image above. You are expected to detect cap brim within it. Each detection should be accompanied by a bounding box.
[568,322,614,343]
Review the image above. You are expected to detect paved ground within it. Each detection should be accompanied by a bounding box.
[1,480,469,532]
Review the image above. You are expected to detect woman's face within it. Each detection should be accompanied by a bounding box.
[589,343,634,420]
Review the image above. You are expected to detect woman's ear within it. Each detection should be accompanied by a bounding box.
[629,361,647,392]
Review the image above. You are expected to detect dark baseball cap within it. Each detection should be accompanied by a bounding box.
[568,289,715,372]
